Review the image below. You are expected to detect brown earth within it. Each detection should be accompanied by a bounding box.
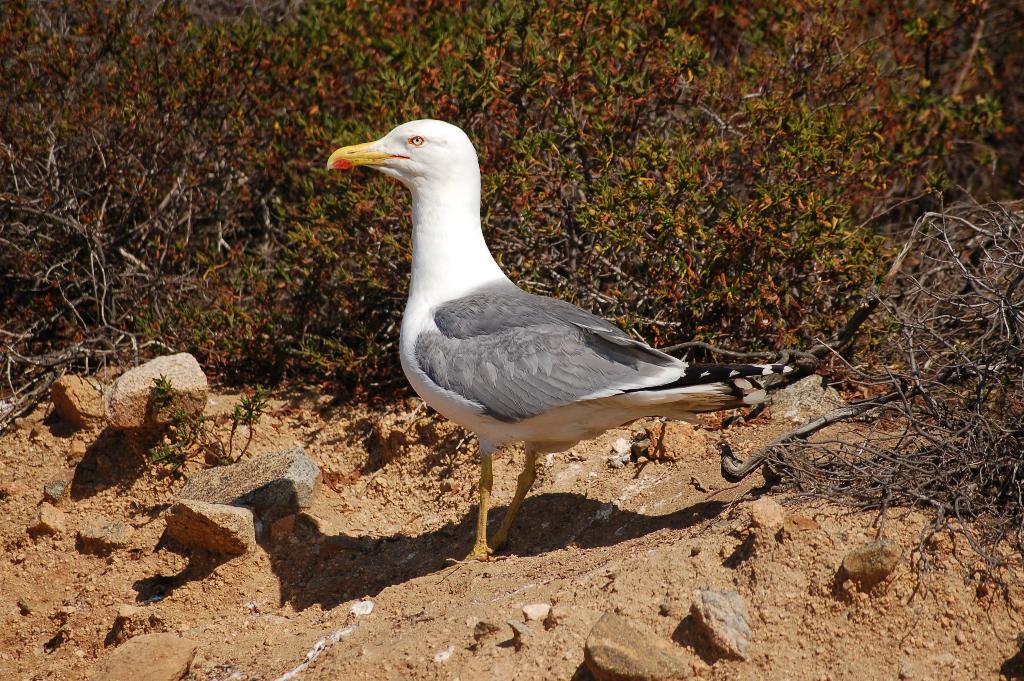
[1,387,1022,680]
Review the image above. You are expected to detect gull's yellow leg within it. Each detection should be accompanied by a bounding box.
[489,448,538,552]
[462,451,494,561]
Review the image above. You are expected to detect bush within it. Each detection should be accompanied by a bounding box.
[1,0,1020,402]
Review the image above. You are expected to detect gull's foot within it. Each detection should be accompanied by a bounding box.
[449,542,493,563]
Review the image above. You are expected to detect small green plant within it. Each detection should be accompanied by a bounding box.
[150,375,175,415]
[147,377,270,468]
[227,385,269,462]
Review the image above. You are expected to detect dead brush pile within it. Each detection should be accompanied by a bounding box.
[767,203,1024,577]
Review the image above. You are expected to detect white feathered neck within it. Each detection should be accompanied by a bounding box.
[405,163,509,311]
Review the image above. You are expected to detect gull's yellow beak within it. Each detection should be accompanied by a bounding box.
[327,141,401,170]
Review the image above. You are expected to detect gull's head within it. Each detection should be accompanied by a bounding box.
[327,119,479,190]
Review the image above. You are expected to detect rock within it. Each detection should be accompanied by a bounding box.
[67,439,88,464]
[17,597,34,615]
[782,513,819,540]
[13,416,35,432]
[647,422,713,462]
[433,645,454,663]
[104,353,208,430]
[608,437,632,468]
[90,633,197,681]
[769,375,844,424]
[584,612,691,680]
[78,517,132,554]
[0,481,31,499]
[32,503,66,536]
[839,539,901,590]
[107,604,166,645]
[747,497,784,531]
[544,604,567,630]
[43,479,68,503]
[350,599,374,616]
[506,619,529,650]
[523,603,551,623]
[631,439,651,457]
[51,375,106,428]
[178,447,320,521]
[164,500,255,555]
[46,622,73,653]
[689,589,753,660]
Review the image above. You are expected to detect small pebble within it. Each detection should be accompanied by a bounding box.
[748,496,785,530]
[522,603,550,622]
[506,619,529,650]
[350,599,374,617]
[43,480,68,503]
[68,439,87,463]
[433,645,454,663]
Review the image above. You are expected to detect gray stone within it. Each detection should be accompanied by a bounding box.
[690,590,753,660]
[769,375,844,424]
[90,633,197,681]
[43,479,68,503]
[840,539,901,590]
[584,612,692,680]
[78,517,132,554]
[51,375,105,428]
[105,354,208,430]
[164,500,256,555]
[178,447,320,521]
[506,619,529,651]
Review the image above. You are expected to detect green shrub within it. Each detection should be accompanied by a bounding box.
[1,0,1019,398]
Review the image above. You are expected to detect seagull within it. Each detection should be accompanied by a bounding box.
[327,120,790,560]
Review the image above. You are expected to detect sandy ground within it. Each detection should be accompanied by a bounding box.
[1,387,1022,680]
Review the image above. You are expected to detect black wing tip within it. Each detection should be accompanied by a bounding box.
[621,362,793,403]
[672,362,793,386]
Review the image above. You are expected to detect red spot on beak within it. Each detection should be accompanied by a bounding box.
[331,157,354,170]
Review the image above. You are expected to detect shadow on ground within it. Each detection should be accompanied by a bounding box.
[261,493,726,611]
[70,427,155,500]
[1003,649,1024,679]
[130,487,726,611]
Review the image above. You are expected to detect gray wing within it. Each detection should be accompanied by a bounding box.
[413,282,683,422]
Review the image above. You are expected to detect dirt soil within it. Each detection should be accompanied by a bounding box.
[1,386,1023,681]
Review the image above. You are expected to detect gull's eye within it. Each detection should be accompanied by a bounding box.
[407,135,425,147]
